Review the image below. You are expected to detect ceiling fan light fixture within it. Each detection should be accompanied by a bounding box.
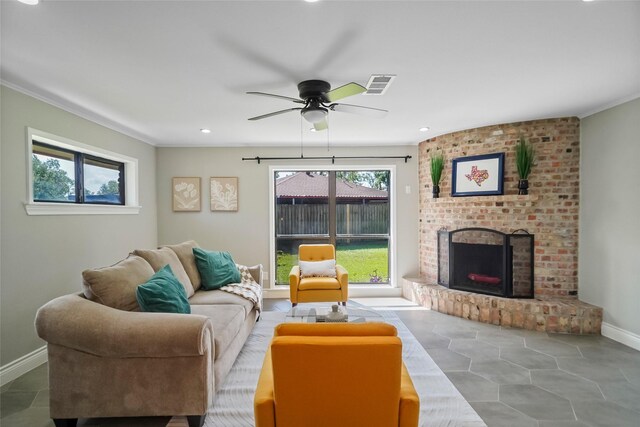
[301,107,328,124]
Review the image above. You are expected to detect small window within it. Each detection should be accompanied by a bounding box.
[25,128,139,215]
[32,141,125,205]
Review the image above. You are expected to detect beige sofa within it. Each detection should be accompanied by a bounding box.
[35,241,262,427]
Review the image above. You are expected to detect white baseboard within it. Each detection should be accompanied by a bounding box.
[0,346,47,386]
[601,322,640,351]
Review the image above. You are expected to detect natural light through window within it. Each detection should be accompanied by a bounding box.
[271,168,393,286]
[25,128,140,215]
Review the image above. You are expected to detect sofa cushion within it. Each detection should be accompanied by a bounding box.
[161,240,202,292]
[133,247,194,298]
[136,265,191,314]
[193,248,241,290]
[82,255,154,311]
[189,289,254,318]
[190,304,245,360]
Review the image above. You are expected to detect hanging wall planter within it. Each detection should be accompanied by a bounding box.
[517,178,529,195]
[430,152,445,198]
[515,136,535,195]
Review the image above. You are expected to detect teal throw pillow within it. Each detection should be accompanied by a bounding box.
[193,248,241,290]
[136,265,191,314]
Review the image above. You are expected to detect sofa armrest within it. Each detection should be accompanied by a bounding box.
[35,294,213,358]
[254,348,276,427]
[399,363,420,427]
[247,264,263,287]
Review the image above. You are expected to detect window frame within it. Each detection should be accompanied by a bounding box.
[268,165,397,290]
[25,128,140,215]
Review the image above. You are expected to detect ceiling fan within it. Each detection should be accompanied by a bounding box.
[247,80,388,131]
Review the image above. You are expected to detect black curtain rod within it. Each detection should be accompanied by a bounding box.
[241,155,412,164]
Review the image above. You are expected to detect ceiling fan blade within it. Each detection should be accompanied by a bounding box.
[324,82,367,102]
[330,103,388,118]
[313,119,328,131]
[248,108,302,121]
[246,91,305,104]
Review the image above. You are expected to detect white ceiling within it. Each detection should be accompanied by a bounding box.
[2,0,639,147]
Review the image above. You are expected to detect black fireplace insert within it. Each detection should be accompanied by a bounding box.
[438,227,534,298]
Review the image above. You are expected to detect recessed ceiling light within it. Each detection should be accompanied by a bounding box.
[304,0,320,3]
[200,128,211,134]
[419,127,430,132]
[18,0,39,4]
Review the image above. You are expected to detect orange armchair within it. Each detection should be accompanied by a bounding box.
[289,244,348,307]
[254,323,420,427]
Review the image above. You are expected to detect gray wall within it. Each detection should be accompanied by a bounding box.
[0,86,158,365]
[156,146,420,288]
[580,97,640,336]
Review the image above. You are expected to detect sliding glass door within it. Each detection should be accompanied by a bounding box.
[274,169,391,285]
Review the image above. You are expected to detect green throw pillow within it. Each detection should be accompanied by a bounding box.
[192,248,241,290]
[136,265,191,314]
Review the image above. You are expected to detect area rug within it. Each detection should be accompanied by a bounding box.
[177,310,485,427]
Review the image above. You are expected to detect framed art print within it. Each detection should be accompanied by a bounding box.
[451,153,504,197]
[172,177,201,211]
[210,177,238,212]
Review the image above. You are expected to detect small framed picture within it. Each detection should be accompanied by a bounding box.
[210,177,238,212]
[451,153,504,197]
[172,177,201,211]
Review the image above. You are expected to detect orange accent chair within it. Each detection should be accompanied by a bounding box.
[254,322,420,427]
[289,244,348,307]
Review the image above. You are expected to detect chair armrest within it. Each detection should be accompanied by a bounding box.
[35,294,213,358]
[289,265,301,289]
[254,348,276,427]
[399,363,420,427]
[336,264,348,287]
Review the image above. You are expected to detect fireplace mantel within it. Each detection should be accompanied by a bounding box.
[426,194,540,204]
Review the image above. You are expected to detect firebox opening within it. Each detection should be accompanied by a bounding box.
[438,227,534,299]
[452,242,506,296]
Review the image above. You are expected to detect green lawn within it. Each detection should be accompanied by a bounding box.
[276,241,389,284]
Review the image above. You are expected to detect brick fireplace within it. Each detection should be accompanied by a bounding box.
[403,117,603,334]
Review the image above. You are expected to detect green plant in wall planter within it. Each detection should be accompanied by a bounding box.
[516,136,535,195]
[430,152,445,198]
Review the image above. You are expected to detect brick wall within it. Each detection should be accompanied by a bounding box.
[418,117,580,297]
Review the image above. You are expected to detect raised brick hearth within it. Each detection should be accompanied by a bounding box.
[413,117,603,334]
[403,277,603,334]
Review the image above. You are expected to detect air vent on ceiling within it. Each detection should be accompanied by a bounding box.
[363,74,396,95]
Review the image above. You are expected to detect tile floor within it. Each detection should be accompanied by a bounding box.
[2,298,639,427]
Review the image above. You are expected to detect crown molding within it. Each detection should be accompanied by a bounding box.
[1,79,158,147]
[578,93,640,119]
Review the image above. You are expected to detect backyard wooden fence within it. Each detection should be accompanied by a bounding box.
[276,204,389,235]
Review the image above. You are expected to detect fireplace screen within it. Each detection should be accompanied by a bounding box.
[438,228,533,298]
